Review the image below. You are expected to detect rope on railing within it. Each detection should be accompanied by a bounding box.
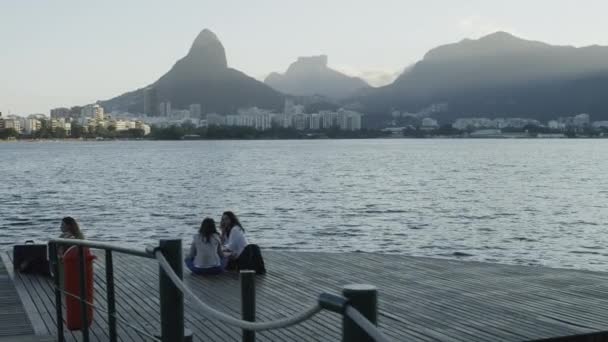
[55,286,161,341]
[345,305,391,342]
[154,250,322,331]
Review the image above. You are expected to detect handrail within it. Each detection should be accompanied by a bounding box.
[49,238,154,259]
[155,249,392,341]
[48,238,160,342]
[53,285,161,341]
[49,238,391,341]
[155,250,323,331]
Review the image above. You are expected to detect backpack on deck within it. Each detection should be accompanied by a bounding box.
[237,244,266,275]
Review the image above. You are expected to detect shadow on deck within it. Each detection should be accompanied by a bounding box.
[3,251,608,341]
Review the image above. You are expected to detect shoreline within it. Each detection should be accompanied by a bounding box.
[2,136,608,142]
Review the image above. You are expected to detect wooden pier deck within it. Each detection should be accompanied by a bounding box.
[3,251,608,341]
[0,256,53,341]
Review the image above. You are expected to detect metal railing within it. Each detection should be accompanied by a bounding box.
[48,238,391,342]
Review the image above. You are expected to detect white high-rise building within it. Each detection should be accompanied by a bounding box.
[189,104,202,118]
[50,118,66,132]
[158,102,172,117]
[310,114,321,130]
[573,113,590,127]
[159,102,166,117]
[206,113,225,126]
[272,114,292,128]
[50,107,70,119]
[320,111,338,129]
[293,114,309,130]
[166,102,172,117]
[337,109,362,131]
[254,113,273,130]
[81,104,104,121]
[3,118,21,132]
[24,118,41,134]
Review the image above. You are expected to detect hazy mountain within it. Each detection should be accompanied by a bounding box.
[265,55,370,99]
[101,29,284,114]
[360,32,608,122]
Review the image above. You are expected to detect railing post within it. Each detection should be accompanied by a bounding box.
[240,270,256,342]
[105,250,117,342]
[342,284,378,342]
[49,243,65,342]
[78,246,90,342]
[159,239,184,342]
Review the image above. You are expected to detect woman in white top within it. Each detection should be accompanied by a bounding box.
[185,218,223,275]
[220,211,248,270]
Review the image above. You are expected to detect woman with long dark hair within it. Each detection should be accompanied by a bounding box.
[58,216,85,255]
[60,216,84,240]
[220,211,266,274]
[55,216,86,283]
[185,218,223,275]
[220,211,248,261]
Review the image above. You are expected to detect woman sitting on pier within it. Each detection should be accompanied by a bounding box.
[185,218,224,275]
[220,211,248,270]
[58,216,85,256]
[220,211,266,274]
[54,216,86,281]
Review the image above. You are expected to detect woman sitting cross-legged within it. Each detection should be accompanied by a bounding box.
[220,211,248,270]
[219,211,266,274]
[184,218,224,275]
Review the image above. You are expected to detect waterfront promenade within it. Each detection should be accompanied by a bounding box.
[2,250,608,341]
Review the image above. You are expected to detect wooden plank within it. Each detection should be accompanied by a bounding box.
[0,254,47,337]
[0,255,36,338]
[6,250,608,341]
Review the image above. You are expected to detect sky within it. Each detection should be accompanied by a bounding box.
[2,0,608,115]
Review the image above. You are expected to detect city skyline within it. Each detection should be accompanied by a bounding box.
[3,0,608,114]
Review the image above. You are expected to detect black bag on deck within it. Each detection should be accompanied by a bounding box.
[237,244,266,275]
[13,240,50,276]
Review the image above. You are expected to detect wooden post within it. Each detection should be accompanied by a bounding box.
[159,239,184,342]
[342,284,378,342]
[241,270,256,342]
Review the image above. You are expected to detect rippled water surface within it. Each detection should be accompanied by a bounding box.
[1,140,608,270]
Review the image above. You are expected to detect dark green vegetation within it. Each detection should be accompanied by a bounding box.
[1,121,145,140]
[0,128,19,139]
[151,124,389,140]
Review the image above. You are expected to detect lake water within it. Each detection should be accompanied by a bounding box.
[1,140,607,271]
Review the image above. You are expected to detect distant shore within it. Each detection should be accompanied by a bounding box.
[3,135,608,142]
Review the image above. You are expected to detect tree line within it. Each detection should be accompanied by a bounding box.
[150,123,390,140]
[0,120,145,140]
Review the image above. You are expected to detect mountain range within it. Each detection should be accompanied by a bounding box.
[359,32,608,122]
[101,29,608,122]
[264,55,370,99]
[101,30,284,114]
